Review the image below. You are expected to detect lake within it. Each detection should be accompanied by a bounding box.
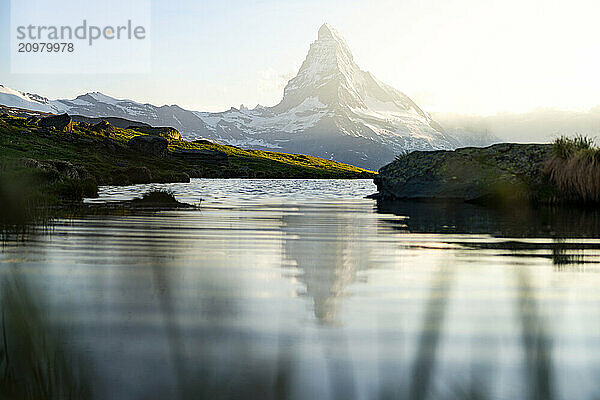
[2,179,600,399]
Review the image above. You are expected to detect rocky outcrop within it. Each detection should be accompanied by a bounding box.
[127,135,169,157]
[375,143,553,203]
[90,120,115,136]
[38,113,73,132]
[128,126,182,140]
[18,158,90,181]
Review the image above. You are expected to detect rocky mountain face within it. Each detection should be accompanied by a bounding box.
[194,23,464,169]
[0,24,491,169]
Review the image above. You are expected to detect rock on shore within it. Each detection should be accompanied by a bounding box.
[128,135,169,157]
[38,113,73,132]
[375,143,553,203]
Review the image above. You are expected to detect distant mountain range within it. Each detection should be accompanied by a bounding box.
[1,24,499,169]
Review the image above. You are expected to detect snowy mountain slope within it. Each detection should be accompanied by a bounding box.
[0,85,59,113]
[0,24,490,169]
[0,87,213,136]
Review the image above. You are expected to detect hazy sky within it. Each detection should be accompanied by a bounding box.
[1,0,599,114]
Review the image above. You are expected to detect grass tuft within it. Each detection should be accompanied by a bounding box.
[545,135,600,202]
[133,189,179,205]
[552,134,595,159]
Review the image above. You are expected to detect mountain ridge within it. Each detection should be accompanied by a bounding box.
[0,24,493,169]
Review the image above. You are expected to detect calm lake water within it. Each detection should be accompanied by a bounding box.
[3,179,600,399]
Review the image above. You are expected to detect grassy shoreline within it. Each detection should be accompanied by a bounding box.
[0,112,373,227]
[0,114,373,183]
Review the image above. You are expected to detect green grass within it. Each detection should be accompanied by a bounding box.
[169,138,371,177]
[545,135,600,203]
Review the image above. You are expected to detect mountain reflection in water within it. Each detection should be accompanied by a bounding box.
[2,179,600,399]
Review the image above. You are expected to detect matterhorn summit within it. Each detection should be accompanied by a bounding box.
[195,22,462,168]
[276,23,362,111]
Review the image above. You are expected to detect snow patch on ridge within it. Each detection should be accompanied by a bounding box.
[196,96,328,134]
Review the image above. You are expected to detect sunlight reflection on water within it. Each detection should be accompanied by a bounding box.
[86,178,378,206]
[3,179,600,399]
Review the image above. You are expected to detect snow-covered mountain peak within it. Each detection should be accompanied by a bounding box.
[73,92,133,106]
[277,23,364,112]
[302,24,356,76]
[278,23,432,119]
[317,23,333,39]
[317,23,351,52]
